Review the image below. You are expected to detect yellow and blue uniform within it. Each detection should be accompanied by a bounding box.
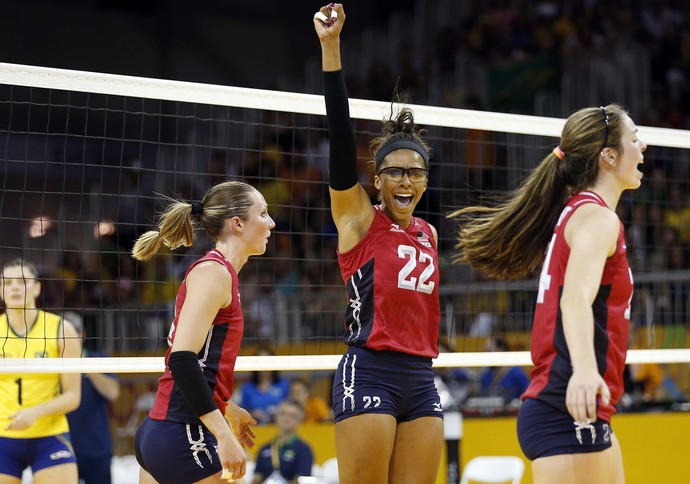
[0,311,69,438]
[0,310,76,478]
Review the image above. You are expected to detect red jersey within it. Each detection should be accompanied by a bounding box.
[522,191,633,422]
[150,249,244,424]
[337,206,440,358]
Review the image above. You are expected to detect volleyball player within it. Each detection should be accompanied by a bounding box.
[132,181,275,484]
[0,258,82,484]
[451,105,647,483]
[314,5,444,483]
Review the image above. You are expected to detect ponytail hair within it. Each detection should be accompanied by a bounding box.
[132,181,258,261]
[449,103,628,279]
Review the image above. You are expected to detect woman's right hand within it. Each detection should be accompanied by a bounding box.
[6,407,40,431]
[566,367,611,424]
[313,3,345,41]
[217,432,247,482]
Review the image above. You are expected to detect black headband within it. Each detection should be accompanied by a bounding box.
[375,139,429,169]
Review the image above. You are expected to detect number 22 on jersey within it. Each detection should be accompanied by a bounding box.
[397,244,435,294]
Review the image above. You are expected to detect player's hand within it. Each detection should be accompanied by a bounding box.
[216,433,247,482]
[313,3,344,41]
[566,367,611,424]
[226,404,257,449]
[6,407,40,431]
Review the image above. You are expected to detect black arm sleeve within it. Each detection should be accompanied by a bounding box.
[168,350,218,417]
[323,70,359,191]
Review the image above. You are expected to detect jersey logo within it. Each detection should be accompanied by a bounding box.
[346,269,363,341]
[389,224,405,233]
[341,354,357,412]
[50,450,73,460]
[417,231,432,248]
[186,424,212,468]
[574,420,596,444]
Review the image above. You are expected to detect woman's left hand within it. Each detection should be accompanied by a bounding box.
[226,401,257,448]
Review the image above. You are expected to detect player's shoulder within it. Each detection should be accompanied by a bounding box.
[570,202,619,232]
[190,258,231,279]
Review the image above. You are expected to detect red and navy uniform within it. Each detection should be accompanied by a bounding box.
[522,190,633,423]
[333,207,443,422]
[150,249,244,425]
[337,206,440,358]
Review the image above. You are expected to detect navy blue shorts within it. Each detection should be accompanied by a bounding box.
[75,453,112,484]
[0,434,76,478]
[135,417,221,484]
[332,346,443,423]
[517,398,613,460]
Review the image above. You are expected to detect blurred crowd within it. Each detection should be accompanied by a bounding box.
[341,0,690,129]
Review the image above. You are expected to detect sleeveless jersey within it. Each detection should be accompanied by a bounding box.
[0,310,70,438]
[337,206,440,358]
[150,249,244,425]
[522,191,633,422]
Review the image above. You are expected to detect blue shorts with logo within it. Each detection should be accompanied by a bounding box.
[332,346,443,423]
[135,416,221,484]
[517,397,613,460]
[0,433,76,478]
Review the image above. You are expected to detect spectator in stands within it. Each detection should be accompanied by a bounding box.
[66,314,121,484]
[451,104,647,483]
[251,399,314,484]
[0,258,82,483]
[289,378,333,424]
[132,181,273,483]
[239,346,290,424]
[315,5,444,483]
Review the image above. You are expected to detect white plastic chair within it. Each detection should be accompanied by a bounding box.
[459,456,525,484]
[297,477,322,484]
[244,460,255,483]
[318,457,339,483]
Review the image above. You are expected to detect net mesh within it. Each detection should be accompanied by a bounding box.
[0,62,689,386]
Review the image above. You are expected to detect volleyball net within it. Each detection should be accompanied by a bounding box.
[1,62,690,378]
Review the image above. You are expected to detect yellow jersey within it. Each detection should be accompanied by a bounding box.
[0,310,70,438]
